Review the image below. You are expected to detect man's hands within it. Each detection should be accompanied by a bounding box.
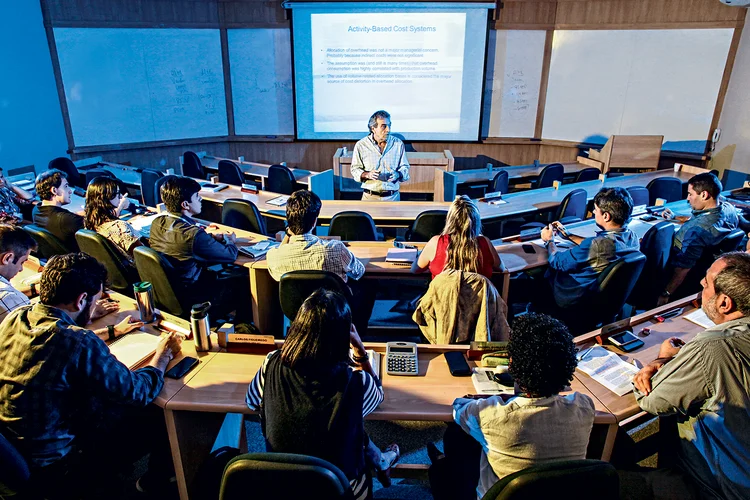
[656,294,670,307]
[540,225,554,243]
[211,230,236,244]
[114,314,145,336]
[91,299,120,320]
[151,332,183,372]
[116,193,130,215]
[362,171,390,182]
[632,337,684,395]
[661,208,690,224]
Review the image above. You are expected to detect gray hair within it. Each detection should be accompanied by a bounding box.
[714,252,750,316]
[368,110,391,133]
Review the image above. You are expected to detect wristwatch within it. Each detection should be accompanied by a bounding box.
[660,290,671,298]
[107,324,116,341]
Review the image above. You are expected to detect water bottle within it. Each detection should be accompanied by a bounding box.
[191,302,212,352]
[133,282,155,323]
[487,162,493,172]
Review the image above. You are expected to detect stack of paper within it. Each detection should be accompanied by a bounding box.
[576,345,639,396]
[108,332,161,369]
[471,367,515,395]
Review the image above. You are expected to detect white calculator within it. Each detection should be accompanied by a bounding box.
[386,342,419,376]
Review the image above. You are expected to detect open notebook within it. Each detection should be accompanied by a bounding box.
[108,332,161,369]
[350,349,381,379]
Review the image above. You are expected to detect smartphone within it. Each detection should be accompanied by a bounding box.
[165,356,199,379]
[444,351,472,377]
[522,244,536,254]
[607,332,644,352]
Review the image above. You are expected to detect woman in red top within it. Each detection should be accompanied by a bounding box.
[411,195,505,279]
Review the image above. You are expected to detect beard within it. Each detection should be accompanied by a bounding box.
[701,296,720,324]
[76,297,94,327]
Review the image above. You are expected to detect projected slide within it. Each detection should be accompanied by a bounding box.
[292,3,491,141]
[311,13,465,134]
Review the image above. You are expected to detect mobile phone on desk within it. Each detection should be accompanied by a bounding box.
[522,244,536,254]
[607,331,644,353]
[445,351,472,376]
[165,356,199,379]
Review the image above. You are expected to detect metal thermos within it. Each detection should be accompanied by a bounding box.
[191,302,212,352]
[133,282,155,323]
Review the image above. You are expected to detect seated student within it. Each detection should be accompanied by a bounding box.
[246,289,399,498]
[148,175,250,320]
[32,169,84,252]
[658,172,739,305]
[84,176,142,264]
[630,252,750,500]
[0,253,182,496]
[0,167,34,223]
[411,195,505,279]
[427,313,595,500]
[0,224,37,322]
[266,190,373,332]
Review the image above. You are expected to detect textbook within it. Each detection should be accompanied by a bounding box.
[108,332,161,369]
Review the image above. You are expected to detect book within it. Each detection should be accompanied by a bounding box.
[350,349,381,379]
[266,195,290,207]
[108,332,161,369]
[198,181,229,193]
[386,248,417,263]
[576,345,639,396]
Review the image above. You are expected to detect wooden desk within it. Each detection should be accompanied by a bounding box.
[161,343,617,500]
[76,160,143,187]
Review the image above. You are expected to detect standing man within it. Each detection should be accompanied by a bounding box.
[351,110,410,201]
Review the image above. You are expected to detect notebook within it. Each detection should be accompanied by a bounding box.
[108,332,161,369]
[266,195,290,207]
[349,349,381,379]
[386,248,417,263]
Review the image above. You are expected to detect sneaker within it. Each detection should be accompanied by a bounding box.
[376,443,400,488]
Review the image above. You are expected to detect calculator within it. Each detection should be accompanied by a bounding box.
[385,342,419,376]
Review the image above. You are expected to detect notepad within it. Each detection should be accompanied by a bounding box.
[266,195,290,207]
[576,345,639,396]
[238,241,279,259]
[108,332,161,369]
[386,248,417,263]
[198,181,229,193]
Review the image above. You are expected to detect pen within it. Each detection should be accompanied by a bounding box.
[578,346,595,361]
[654,307,684,322]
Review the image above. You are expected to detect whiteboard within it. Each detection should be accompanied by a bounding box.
[543,29,734,145]
[228,29,294,136]
[482,30,546,138]
[54,28,228,147]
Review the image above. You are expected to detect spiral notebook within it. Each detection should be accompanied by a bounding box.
[108,332,161,369]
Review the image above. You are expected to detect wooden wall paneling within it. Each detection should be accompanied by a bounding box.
[72,141,231,172]
[45,0,220,26]
[494,0,557,29]
[539,143,581,164]
[708,17,746,149]
[534,30,554,138]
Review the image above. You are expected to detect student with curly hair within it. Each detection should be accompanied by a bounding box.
[427,313,595,499]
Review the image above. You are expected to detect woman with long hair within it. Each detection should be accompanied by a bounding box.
[412,195,505,278]
[245,289,399,499]
[84,177,142,262]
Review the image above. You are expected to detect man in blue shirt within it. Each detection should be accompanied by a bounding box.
[658,172,739,305]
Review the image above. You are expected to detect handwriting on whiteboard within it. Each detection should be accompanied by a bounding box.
[505,69,529,113]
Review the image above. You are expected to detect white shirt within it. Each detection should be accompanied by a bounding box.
[0,275,30,324]
[453,392,596,498]
[350,134,410,192]
[266,233,365,283]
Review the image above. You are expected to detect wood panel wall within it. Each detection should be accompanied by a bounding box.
[43,0,746,172]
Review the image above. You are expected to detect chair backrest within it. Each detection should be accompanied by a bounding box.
[647,177,683,205]
[628,221,675,309]
[22,224,70,259]
[75,229,139,295]
[85,168,116,187]
[328,211,378,241]
[556,188,588,221]
[595,252,647,320]
[141,169,165,207]
[626,186,649,207]
[133,246,185,317]
[222,198,267,235]
[574,167,601,183]
[182,151,205,179]
[154,174,177,205]
[536,163,565,189]
[48,156,85,188]
[491,170,509,195]
[0,428,30,496]
[482,460,618,500]
[678,228,747,297]
[266,164,296,195]
[218,160,245,186]
[406,210,448,242]
[279,270,353,322]
[220,453,354,500]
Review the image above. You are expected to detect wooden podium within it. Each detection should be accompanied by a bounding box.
[333,148,454,195]
[578,135,663,173]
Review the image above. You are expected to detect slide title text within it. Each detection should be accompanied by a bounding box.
[348,25,437,33]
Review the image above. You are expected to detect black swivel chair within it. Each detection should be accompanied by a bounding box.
[279,270,353,323]
[490,170,509,195]
[521,188,588,231]
[22,224,71,259]
[218,160,245,186]
[481,460,619,500]
[533,163,564,189]
[222,199,267,235]
[85,168,116,186]
[574,167,601,183]
[182,151,205,179]
[133,246,186,317]
[406,210,448,242]
[76,229,140,296]
[140,169,165,207]
[220,453,354,500]
[0,429,30,497]
[328,211,379,241]
[647,177,683,205]
[48,156,86,189]
[675,228,746,298]
[627,221,675,310]
[626,186,650,207]
[266,164,297,195]
[154,175,177,205]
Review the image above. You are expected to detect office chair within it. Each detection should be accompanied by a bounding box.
[574,167,601,183]
[521,188,588,231]
[222,199,267,235]
[76,230,140,296]
[85,168,116,186]
[647,177,683,205]
[182,151,205,179]
[481,460,619,500]
[405,210,448,242]
[533,163,564,189]
[490,170,509,195]
[220,453,354,500]
[140,169,165,207]
[133,246,186,317]
[154,175,177,205]
[626,186,649,207]
[627,221,675,310]
[22,224,72,259]
[329,211,379,241]
[279,270,353,323]
[266,164,297,195]
[675,228,746,298]
[48,156,86,189]
[218,160,245,186]
[0,428,30,497]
